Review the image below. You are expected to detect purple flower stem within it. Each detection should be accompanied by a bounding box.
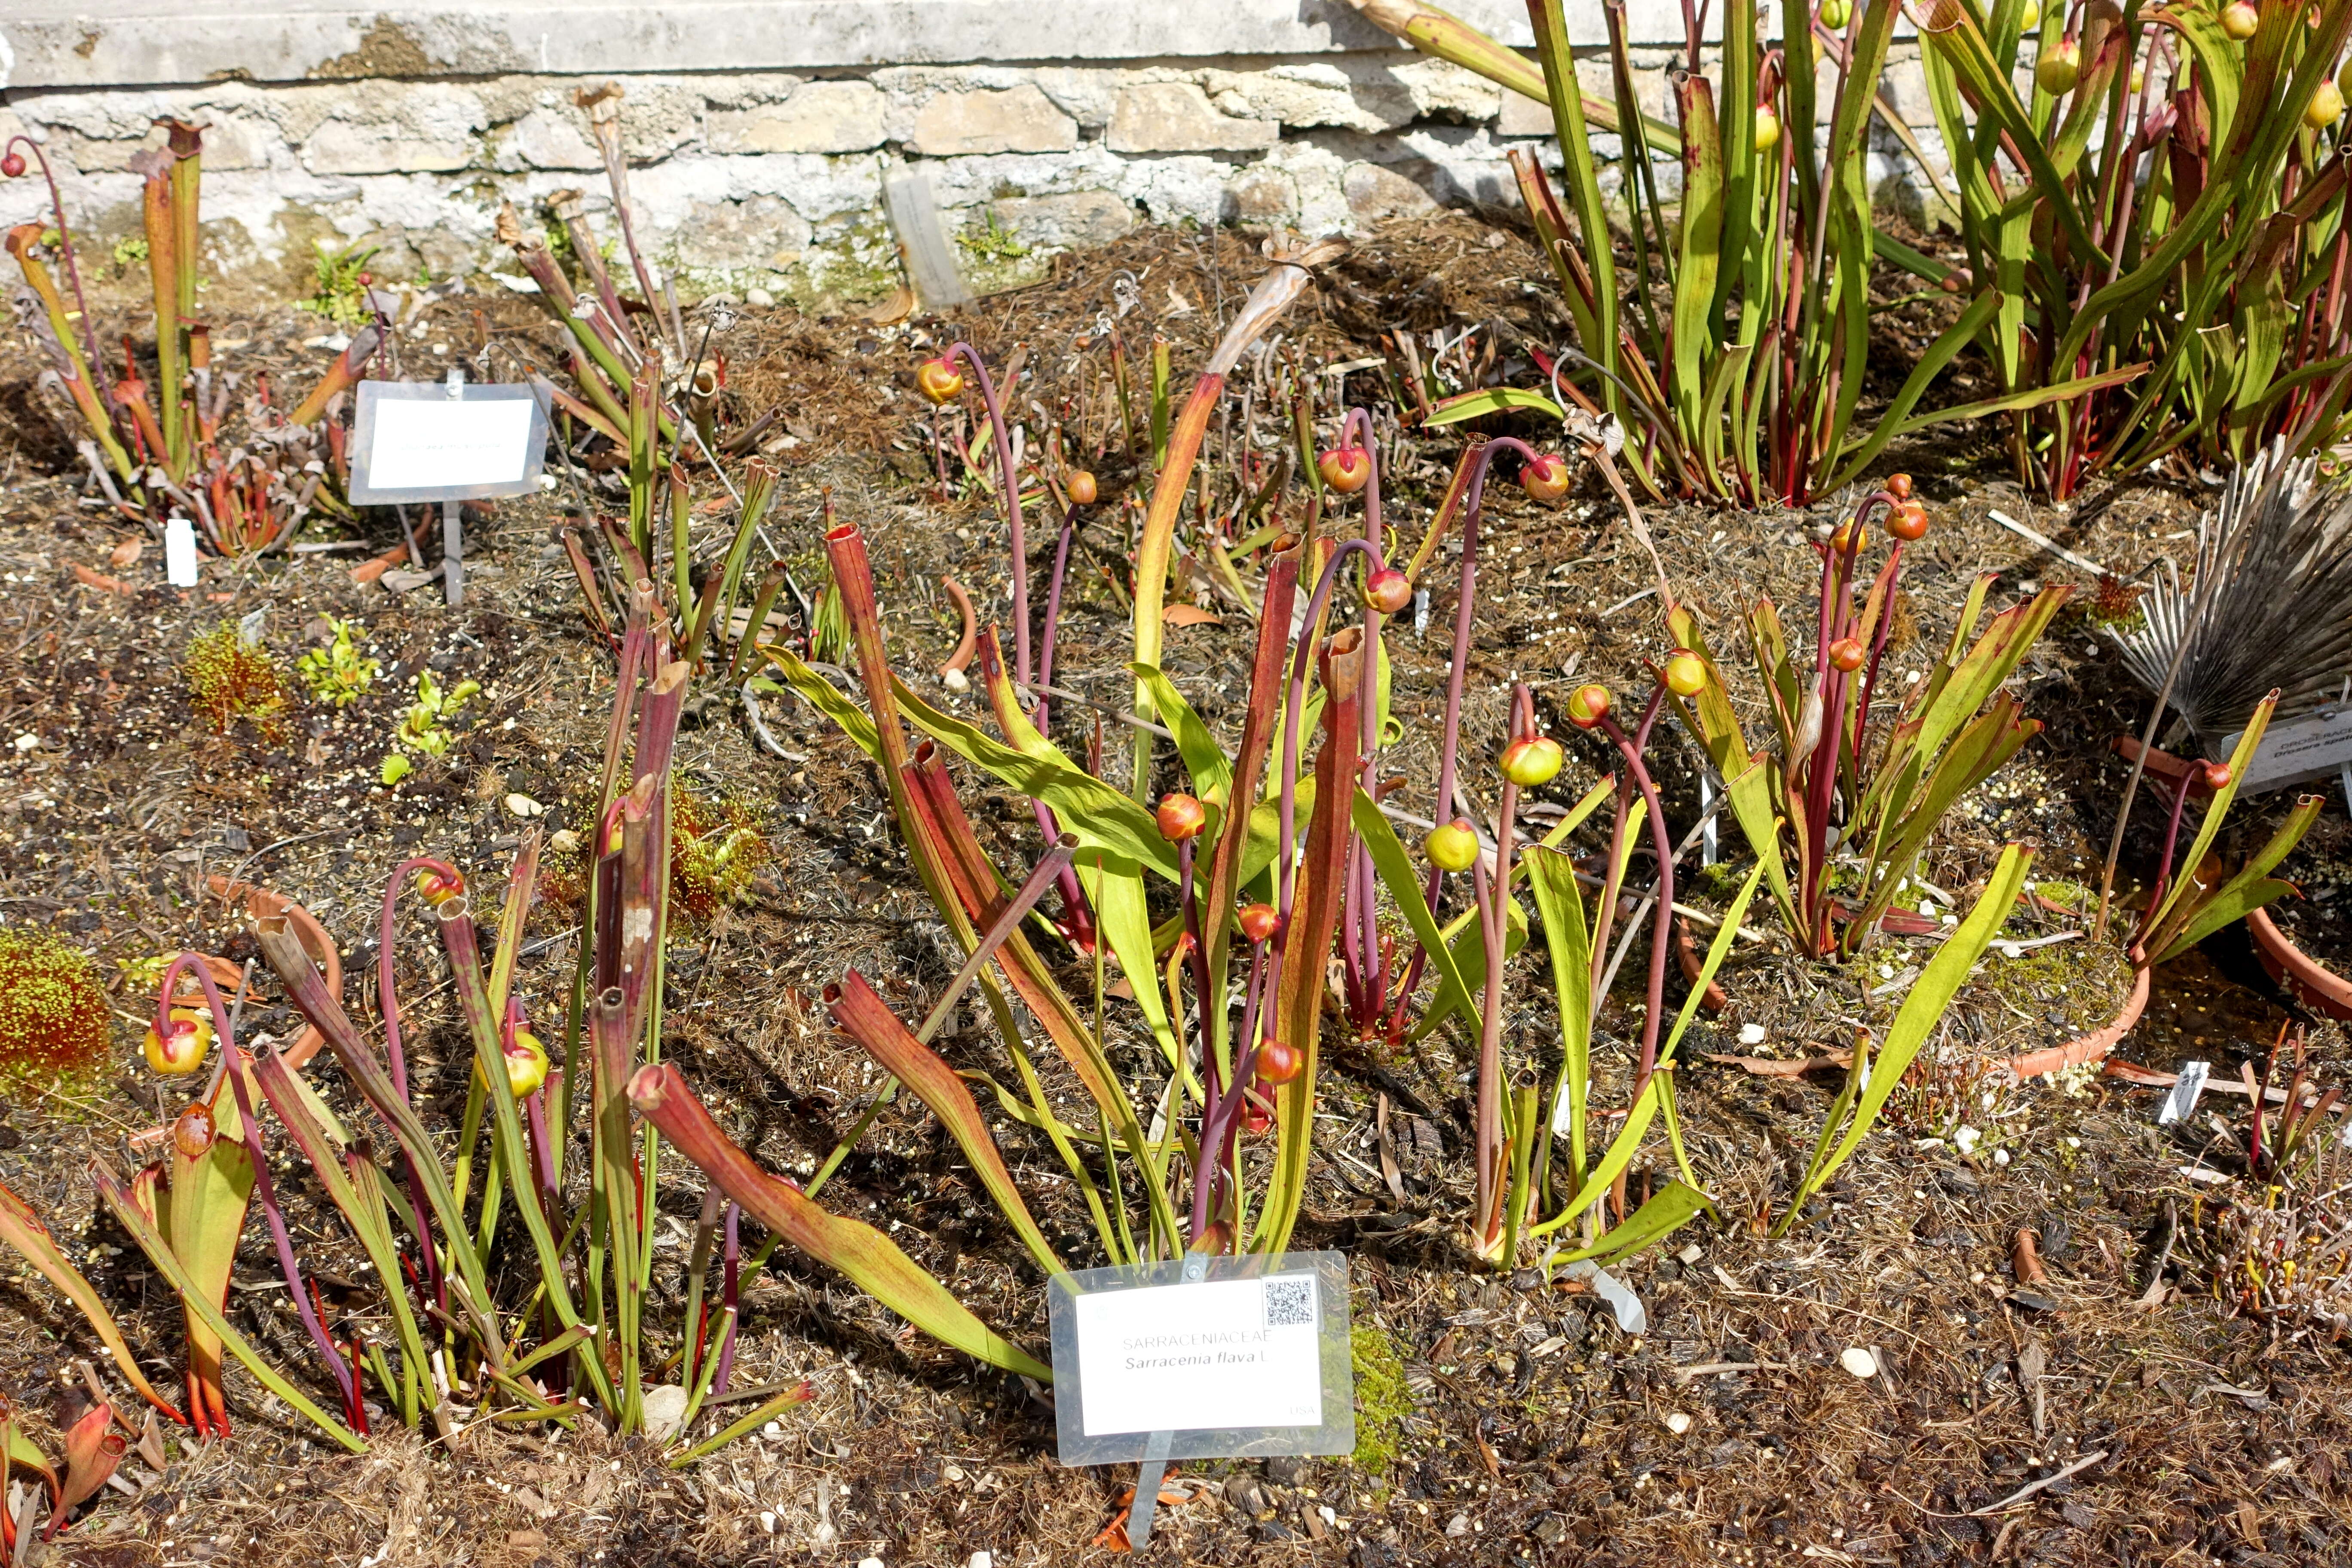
[1598,701,1677,1095]
[947,343,1032,690]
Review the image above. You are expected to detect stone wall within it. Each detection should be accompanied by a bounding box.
[0,2,1953,306]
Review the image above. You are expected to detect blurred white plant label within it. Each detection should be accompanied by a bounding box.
[2159,1060,2208,1127]
[348,380,547,505]
[2218,704,2352,793]
[1047,1251,1353,1464]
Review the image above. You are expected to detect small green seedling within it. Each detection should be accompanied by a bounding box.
[381,669,479,785]
[297,617,379,707]
[297,240,380,329]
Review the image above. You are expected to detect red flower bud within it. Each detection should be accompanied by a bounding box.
[172,1103,215,1161]
[1064,469,1098,506]
[916,358,965,406]
[1155,792,1208,842]
[1567,683,1613,730]
[1317,447,1372,494]
[1238,902,1282,944]
[1828,637,1867,672]
[0,153,24,180]
[1363,567,1412,615]
[1886,500,1929,542]
[1520,453,1571,502]
[1423,819,1480,873]
[1255,1037,1304,1085]
[1663,649,1708,698]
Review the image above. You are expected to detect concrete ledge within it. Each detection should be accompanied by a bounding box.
[6,0,1543,89]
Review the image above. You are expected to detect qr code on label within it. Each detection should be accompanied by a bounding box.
[1262,1274,1317,1329]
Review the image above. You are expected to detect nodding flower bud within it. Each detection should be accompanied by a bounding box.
[172,1103,215,1161]
[1663,649,1709,698]
[1755,105,1782,153]
[503,1030,551,1098]
[1828,637,1868,673]
[1829,520,1859,553]
[1064,469,1099,506]
[2203,761,2235,790]
[2309,80,2346,128]
[414,867,464,906]
[144,1007,212,1076]
[1567,682,1613,730]
[1317,446,1372,494]
[1886,472,1914,500]
[1238,902,1282,944]
[0,153,23,180]
[1155,792,1208,842]
[2220,0,2259,38]
[1363,567,1413,615]
[2017,0,2040,28]
[1254,1037,1304,1086]
[1520,453,1571,502]
[1821,0,1853,26]
[1500,735,1565,786]
[915,358,965,405]
[1423,819,1481,873]
[1886,499,1929,541]
[2036,36,2082,92]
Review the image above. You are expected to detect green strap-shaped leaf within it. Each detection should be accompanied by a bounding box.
[1073,851,1185,1077]
[1550,1179,1713,1268]
[1800,843,2033,1207]
[2144,698,2274,937]
[633,1064,1053,1381]
[1524,846,1594,1182]
[1531,1072,1665,1238]
[1660,861,1767,1066]
[2152,791,2321,964]
[1422,386,1566,428]
[0,1178,183,1421]
[1128,662,1233,801]
[94,1162,367,1451]
[1354,789,1481,1039]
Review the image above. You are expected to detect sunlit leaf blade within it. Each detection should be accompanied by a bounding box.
[1550,1180,1712,1267]
[827,972,1064,1278]
[628,1064,1052,1381]
[2151,792,2322,963]
[1792,843,2033,1219]
[92,1161,366,1451]
[0,1180,182,1421]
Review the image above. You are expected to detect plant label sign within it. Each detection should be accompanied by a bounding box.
[2217,703,2352,793]
[2159,1060,2209,1127]
[347,379,548,505]
[1047,1251,1353,1466]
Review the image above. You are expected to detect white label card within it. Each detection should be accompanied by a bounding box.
[346,380,549,505]
[2219,705,2352,793]
[2159,1060,2209,1127]
[1072,1274,1323,1438]
[365,397,536,492]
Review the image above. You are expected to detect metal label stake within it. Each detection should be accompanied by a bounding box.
[1125,1251,1207,1550]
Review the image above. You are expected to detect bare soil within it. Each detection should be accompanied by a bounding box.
[2,215,2349,1568]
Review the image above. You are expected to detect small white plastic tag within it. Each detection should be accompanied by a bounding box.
[2159,1060,2209,1127]
[164,515,199,586]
